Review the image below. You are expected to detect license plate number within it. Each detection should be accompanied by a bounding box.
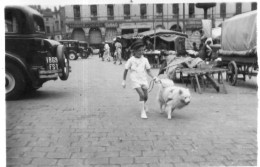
[46,57,58,70]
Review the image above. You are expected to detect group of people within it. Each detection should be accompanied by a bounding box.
[99,37,123,65]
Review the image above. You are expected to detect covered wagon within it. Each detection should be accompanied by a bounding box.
[217,10,257,85]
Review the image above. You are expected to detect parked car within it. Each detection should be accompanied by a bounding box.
[59,40,80,60]
[5,6,71,100]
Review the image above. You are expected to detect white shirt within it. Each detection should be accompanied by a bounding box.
[104,43,110,51]
[125,56,151,84]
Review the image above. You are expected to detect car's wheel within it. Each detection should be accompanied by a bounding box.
[68,52,77,60]
[6,63,26,100]
[57,45,70,80]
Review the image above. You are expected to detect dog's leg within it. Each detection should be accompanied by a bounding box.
[161,104,166,114]
[171,108,175,118]
[158,100,164,114]
[165,104,172,120]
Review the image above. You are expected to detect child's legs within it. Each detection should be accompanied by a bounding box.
[135,87,148,102]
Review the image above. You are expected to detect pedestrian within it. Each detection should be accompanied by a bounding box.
[110,41,116,60]
[114,38,122,65]
[104,42,112,61]
[99,42,105,61]
[192,42,199,51]
[122,39,159,119]
[196,38,212,61]
[144,36,153,51]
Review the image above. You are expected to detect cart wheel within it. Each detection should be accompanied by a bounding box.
[227,61,238,86]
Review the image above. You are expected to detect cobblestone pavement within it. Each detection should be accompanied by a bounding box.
[6,55,257,167]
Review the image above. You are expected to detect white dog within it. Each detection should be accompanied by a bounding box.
[157,79,191,119]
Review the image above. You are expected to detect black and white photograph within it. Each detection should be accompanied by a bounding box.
[3,0,258,166]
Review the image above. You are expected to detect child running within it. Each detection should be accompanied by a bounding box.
[122,39,159,119]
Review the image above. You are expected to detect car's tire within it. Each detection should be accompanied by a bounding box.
[6,63,26,100]
[68,52,77,60]
[57,45,70,80]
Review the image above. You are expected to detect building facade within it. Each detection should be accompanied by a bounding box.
[64,2,257,48]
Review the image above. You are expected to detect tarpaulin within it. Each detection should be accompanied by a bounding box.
[221,11,257,52]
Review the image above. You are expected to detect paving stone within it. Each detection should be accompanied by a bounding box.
[120,151,142,157]
[23,151,46,158]
[58,159,84,166]
[32,147,56,152]
[135,157,159,163]
[31,158,57,166]
[46,152,71,158]
[121,164,147,167]
[173,162,200,167]
[85,158,109,165]
[159,156,183,163]
[110,157,134,164]
[92,151,119,158]
[7,158,32,165]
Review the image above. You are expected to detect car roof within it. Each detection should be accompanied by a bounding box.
[79,41,88,44]
[59,40,79,42]
[5,6,42,17]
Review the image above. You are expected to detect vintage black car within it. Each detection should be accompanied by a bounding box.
[59,40,80,60]
[79,41,89,59]
[5,6,70,100]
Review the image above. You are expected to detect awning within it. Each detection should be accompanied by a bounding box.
[158,35,185,42]
[138,29,188,38]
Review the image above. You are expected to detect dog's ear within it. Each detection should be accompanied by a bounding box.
[179,89,183,95]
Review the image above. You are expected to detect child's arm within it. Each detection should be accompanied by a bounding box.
[146,69,159,82]
[122,69,128,88]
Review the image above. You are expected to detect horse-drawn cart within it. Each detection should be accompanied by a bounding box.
[217,10,257,86]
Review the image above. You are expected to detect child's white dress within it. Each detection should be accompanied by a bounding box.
[125,56,151,89]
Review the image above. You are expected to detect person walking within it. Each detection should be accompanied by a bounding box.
[104,42,112,62]
[122,39,159,119]
[99,42,105,61]
[114,38,123,65]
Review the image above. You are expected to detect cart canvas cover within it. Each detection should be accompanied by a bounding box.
[221,11,257,52]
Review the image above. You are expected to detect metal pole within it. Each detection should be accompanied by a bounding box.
[183,3,186,33]
[167,4,168,29]
[177,4,179,31]
[153,4,156,50]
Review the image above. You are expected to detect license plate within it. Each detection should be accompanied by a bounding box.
[46,57,59,70]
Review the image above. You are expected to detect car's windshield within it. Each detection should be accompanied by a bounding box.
[33,15,45,33]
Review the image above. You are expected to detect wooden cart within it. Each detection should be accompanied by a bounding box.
[216,11,257,86]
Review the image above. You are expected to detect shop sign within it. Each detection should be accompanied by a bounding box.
[104,22,118,28]
[67,22,105,28]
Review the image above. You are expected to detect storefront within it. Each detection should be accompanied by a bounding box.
[104,23,118,42]
[71,28,86,41]
[89,27,102,45]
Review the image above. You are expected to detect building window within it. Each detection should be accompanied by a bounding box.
[90,5,97,20]
[236,3,242,15]
[189,3,195,18]
[107,4,114,20]
[156,4,163,14]
[124,4,130,20]
[251,2,257,10]
[73,5,81,21]
[140,4,147,19]
[173,4,179,15]
[46,26,50,33]
[220,3,226,18]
